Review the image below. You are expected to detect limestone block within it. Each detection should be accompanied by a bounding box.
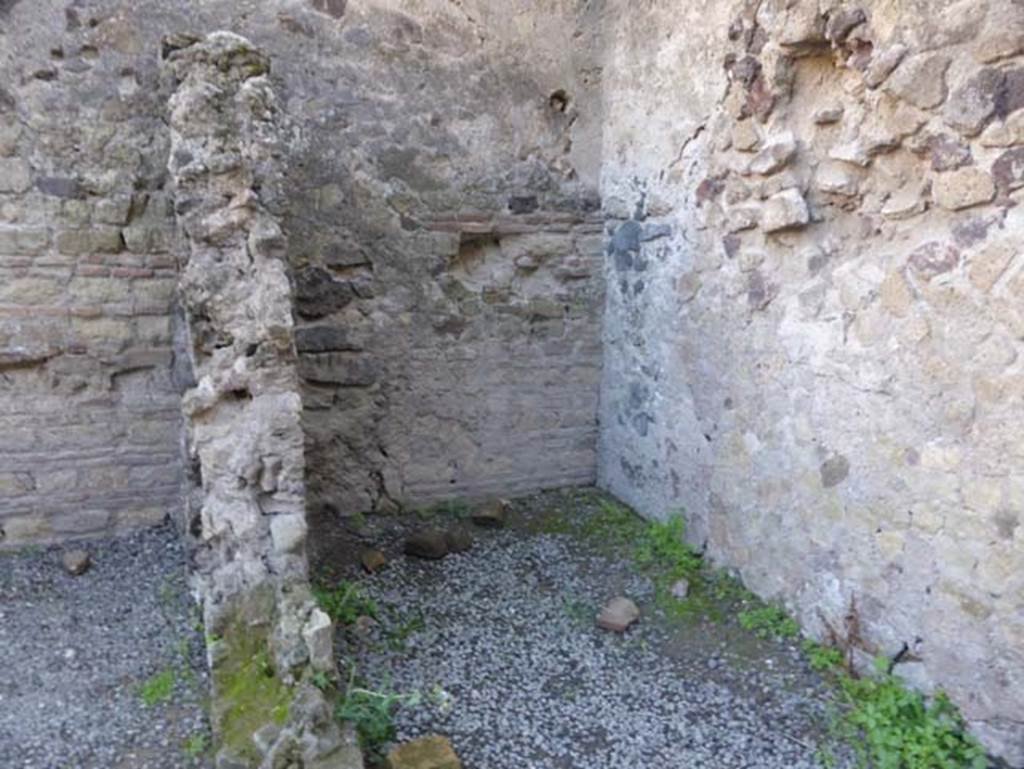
[301,609,334,674]
[864,45,908,89]
[747,132,797,175]
[731,120,761,152]
[761,189,809,233]
[884,54,950,110]
[0,158,31,193]
[968,240,1015,292]
[944,68,1004,137]
[815,161,860,197]
[270,514,307,555]
[0,227,49,256]
[932,168,996,211]
[881,187,926,220]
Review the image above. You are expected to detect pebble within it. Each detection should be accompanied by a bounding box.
[596,596,641,632]
[61,549,91,576]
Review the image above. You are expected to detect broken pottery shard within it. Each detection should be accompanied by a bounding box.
[387,735,462,769]
[597,596,640,632]
[470,498,508,529]
[404,529,449,560]
[360,548,388,573]
[61,550,91,576]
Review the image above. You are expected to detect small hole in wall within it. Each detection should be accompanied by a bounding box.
[245,343,259,357]
[227,388,253,402]
[549,89,570,113]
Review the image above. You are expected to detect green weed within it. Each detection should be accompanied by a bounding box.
[183,732,208,760]
[313,580,378,626]
[830,658,987,769]
[635,515,703,582]
[803,640,845,673]
[335,667,420,759]
[737,605,800,639]
[139,667,176,707]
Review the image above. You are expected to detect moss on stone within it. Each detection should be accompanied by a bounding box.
[211,600,294,763]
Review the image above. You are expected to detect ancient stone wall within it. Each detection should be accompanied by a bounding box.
[0,0,606,542]
[0,1,185,546]
[597,1,1024,763]
[165,32,361,768]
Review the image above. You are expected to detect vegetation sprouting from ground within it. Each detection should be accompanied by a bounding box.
[802,649,987,769]
[139,667,176,707]
[334,665,421,761]
[313,580,379,626]
[534,490,989,768]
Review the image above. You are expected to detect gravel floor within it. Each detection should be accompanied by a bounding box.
[329,488,852,769]
[0,522,212,769]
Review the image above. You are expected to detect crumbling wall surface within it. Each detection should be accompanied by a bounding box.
[0,1,185,546]
[0,0,607,540]
[281,0,606,518]
[597,1,1024,763]
[165,32,360,769]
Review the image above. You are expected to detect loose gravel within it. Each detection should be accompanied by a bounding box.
[0,523,212,769]
[332,489,852,769]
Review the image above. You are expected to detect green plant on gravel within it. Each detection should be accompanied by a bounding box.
[311,670,333,691]
[803,640,845,673]
[139,667,176,707]
[383,611,426,652]
[579,498,648,549]
[737,604,800,639]
[313,580,378,626]
[335,667,421,759]
[826,657,987,769]
[635,515,703,582]
[183,732,208,760]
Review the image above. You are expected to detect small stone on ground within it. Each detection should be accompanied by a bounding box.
[362,548,388,573]
[404,529,449,560]
[387,735,462,769]
[596,596,641,632]
[470,498,507,529]
[61,549,91,576]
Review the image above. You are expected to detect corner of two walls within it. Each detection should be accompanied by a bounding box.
[283,0,608,528]
[595,0,1024,763]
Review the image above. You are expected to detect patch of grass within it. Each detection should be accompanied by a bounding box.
[635,515,703,582]
[383,611,426,651]
[182,732,208,761]
[413,498,470,520]
[737,604,800,640]
[335,667,420,759]
[579,498,648,549]
[828,658,987,769]
[803,640,845,673]
[139,667,176,707]
[529,508,574,535]
[314,580,378,626]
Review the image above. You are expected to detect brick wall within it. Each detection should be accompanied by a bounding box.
[0,12,185,545]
